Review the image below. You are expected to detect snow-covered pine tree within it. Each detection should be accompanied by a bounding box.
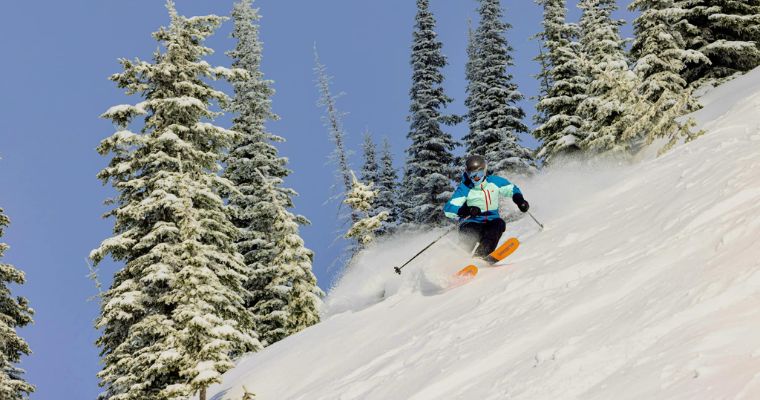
[464,17,485,169]
[465,18,480,111]
[360,131,379,187]
[344,173,390,247]
[402,0,459,225]
[91,3,258,399]
[630,0,708,153]
[225,0,321,348]
[225,0,284,286]
[0,208,34,400]
[358,131,387,233]
[533,0,588,163]
[576,0,643,154]
[226,0,288,186]
[249,171,323,346]
[577,0,628,90]
[533,38,552,131]
[375,138,400,235]
[675,0,760,86]
[464,0,535,175]
[314,50,358,224]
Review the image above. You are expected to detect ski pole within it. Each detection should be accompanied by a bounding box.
[469,242,480,258]
[527,211,544,230]
[394,225,457,275]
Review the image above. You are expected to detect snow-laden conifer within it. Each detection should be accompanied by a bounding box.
[91,3,258,399]
[631,0,697,104]
[533,0,588,162]
[345,173,390,247]
[360,132,379,187]
[248,172,323,346]
[0,208,34,400]
[314,50,357,224]
[465,0,535,175]
[226,0,288,185]
[533,36,552,131]
[375,138,400,236]
[225,0,321,348]
[358,131,386,232]
[402,0,459,225]
[675,0,760,86]
[630,0,707,153]
[576,0,643,154]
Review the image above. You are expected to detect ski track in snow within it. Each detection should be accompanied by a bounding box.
[210,67,760,400]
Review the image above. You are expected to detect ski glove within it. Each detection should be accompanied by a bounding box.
[457,204,482,218]
[513,193,530,213]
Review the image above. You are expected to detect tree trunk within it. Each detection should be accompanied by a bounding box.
[200,387,207,400]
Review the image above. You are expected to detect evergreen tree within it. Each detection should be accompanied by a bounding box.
[249,172,323,346]
[675,0,760,86]
[577,0,642,154]
[465,19,480,111]
[465,0,535,174]
[91,3,258,399]
[344,173,390,247]
[403,0,459,225]
[375,138,400,235]
[225,0,321,348]
[631,0,694,104]
[314,50,358,224]
[630,0,707,153]
[533,0,588,162]
[359,131,379,187]
[533,40,552,130]
[0,208,34,400]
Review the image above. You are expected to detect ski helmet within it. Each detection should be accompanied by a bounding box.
[465,155,487,182]
[465,155,487,172]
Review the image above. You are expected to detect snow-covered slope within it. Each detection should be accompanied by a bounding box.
[210,68,760,400]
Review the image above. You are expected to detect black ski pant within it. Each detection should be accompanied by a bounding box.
[458,218,506,257]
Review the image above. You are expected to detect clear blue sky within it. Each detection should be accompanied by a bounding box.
[0,1,634,398]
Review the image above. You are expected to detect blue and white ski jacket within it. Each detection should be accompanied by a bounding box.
[443,173,522,223]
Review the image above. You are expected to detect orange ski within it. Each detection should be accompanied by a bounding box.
[455,264,478,278]
[489,237,520,262]
[449,265,479,289]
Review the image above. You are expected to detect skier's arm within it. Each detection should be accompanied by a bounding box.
[443,184,471,220]
[491,176,521,198]
[493,176,530,212]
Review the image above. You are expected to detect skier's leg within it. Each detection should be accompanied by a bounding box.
[480,218,506,255]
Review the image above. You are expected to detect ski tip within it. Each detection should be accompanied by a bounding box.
[455,264,478,278]
[447,264,479,290]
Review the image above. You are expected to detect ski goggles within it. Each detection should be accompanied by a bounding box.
[468,168,486,182]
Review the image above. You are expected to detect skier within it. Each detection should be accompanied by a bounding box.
[443,155,530,257]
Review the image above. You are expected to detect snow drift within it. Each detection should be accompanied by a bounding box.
[210,68,760,399]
